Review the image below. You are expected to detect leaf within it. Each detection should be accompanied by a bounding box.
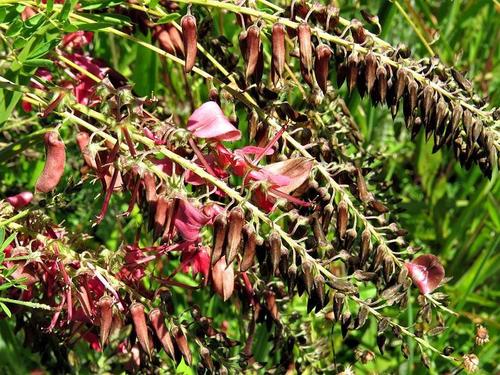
[0,303,12,318]
[79,0,123,10]
[0,232,16,254]
[155,13,181,25]
[58,0,78,22]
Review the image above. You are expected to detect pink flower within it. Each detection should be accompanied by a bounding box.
[181,246,210,280]
[6,191,33,209]
[405,254,445,294]
[62,31,93,49]
[174,198,210,242]
[187,101,241,141]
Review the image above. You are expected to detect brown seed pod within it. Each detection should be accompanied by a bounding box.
[240,224,256,272]
[271,23,286,85]
[130,302,151,357]
[245,24,261,80]
[301,260,313,294]
[376,65,387,104]
[365,51,377,94]
[350,18,366,44]
[211,256,234,301]
[226,207,244,265]
[269,231,282,276]
[149,308,175,358]
[181,14,197,73]
[337,61,347,88]
[355,168,372,202]
[395,68,406,103]
[422,86,434,122]
[347,51,359,93]
[337,199,348,240]
[35,131,66,193]
[239,29,248,61]
[322,203,334,232]
[314,44,332,94]
[171,326,192,365]
[166,23,184,56]
[153,196,169,240]
[266,290,280,320]
[76,131,97,169]
[298,22,313,86]
[211,213,227,266]
[98,296,113,347]
[360,229,372,265]
[356,305,369,329]
[333,293,345,321]
[200,346,214,371]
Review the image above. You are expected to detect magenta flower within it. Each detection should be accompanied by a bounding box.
[62,31,94,49]
[174,198,210,242]
[181,245,210,280]
[405,254,445,294]
[6,191,33,209]
[187,101,241,141]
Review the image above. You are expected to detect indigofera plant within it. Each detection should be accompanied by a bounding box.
[0,0,497,373]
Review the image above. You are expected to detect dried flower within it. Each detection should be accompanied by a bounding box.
[462,353,479,373]
[405,254,445,294]
[475,325,489,346]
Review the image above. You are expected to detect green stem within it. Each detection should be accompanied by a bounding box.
[0,210,30,228]
[0,297,53,311]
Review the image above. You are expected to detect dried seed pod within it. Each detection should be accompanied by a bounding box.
[347,51,359,93]
[377,318,389,334]
[211,256,234,301]
[313,274,325,310]
[225,207,244,265]
[200,346,214,371]
[352,270,377,281]
[401,343,410,358]
[365,51,377,94]
[154,197,169,239]
[35,131,66,193]
[356,305,369,328]
[350,18,366,44]
[422,86,434,122]
[333,293,345,321]
[336,61,347,88]
[130,302,151,357]
[266,290,280,320]
[98,296,113,347]
[172,326,192,365]
[337,199,348,240]
[356,168,371,202]
[166,24,185,56]
[245,25,261,80]
[322,203,334,232]
[325,5,340,30]
[395,68,406,103]
[341,311,352,338]
[271,23,286,85]
[383,256,395,283]
[211,213,227,265]
[377,334,387,354]
[149,308,175,358]
[288,264,298,293]
[238,29,248,60]
[360,228,372,265]
[345,228,357,250]
[240,224,256,272]
[298,22,313,86]
[435,97,449,134]
[181,14,197,73]
[268,231,282,276]
[301,260,313,294]
[314,44,332,94]
[360,10,381,34]
[376,65,387,104]
[372,244,386,271]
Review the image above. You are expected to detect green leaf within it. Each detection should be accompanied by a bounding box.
[23,58,54,69]
[58,0,78,22]
[79,0,123,10]
[155,13,181,25]
[0,232,16,254]
[0,303,12,318]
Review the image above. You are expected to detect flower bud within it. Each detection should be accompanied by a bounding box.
[181,14,197,73]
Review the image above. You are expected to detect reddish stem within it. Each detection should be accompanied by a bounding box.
[253,125,287,164]
[95,165,119,224]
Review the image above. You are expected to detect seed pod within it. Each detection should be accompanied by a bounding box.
[395,68,406,103]
[149,308,175,358]
[336,61,347,88]
[211,256,234,301]
[422,86,434,122]
[171,326,192,365]
[352,270,377,281]
[269,231,282,276]
[166,24,184,56]
[181,14,197,73]
[325,5,340,30]
[130,302,151,357]
[98,296,113,347]
[372,244,386,271]
[240,224,256,272]
[225,207,244,265]
[153,196,169,239]
[350,18,366,44]
[322,203,334,232]
[76,131,97,169]
[360,228,372,265]
[360,10,381,34]
[365,51,377,94]
[341,311,352,338]
[375,64,387,104]
[271,23,286,85]
[200,346,214,371]
[314,44,332,94]
[211,213,227,265]
[356,305,369,328]
[298,22,313,86]
[333,293,344,321]
[314,275,325,310]
[35,131,66,193]
[355,168,371,202]
[301,260,313,294]
[245,25,261,80]
[239,30,248,60]
[377,334,387,354]
[383,256,395,283]
[345,228,357,250]
[337,199,348,240]
[347,51,359,93]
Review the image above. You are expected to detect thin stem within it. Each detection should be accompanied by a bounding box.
[0,297,53,311]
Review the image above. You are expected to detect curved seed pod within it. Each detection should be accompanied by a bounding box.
[298,22,313,86]
[355,168,371,202]
[322,203,334,232]
[350,18,366,44]
[226,207,244,265]
[365,51,377,94]
[211,213,227,265]
[269,231,282,276]
[35,131,66,193]
[341,311,352,338]
[181,14,197,73]
[360,228,372,265]
[240,224,256,272]
[149,308,175,359]
[337,199,348,240]
[130,302,151,357]
[314,44,332,94]
[395,68,406,103]
[287,264,297,293]
[347,51,359,93]
[376,65,387,104]
[211,256,234,301]
[98,296,113,347]
[172,326,192,365]
[271,23,286,85]
[166,24,184,56]
[154,26,176,54]
[377,334,387,354]
[245,25,261,80]
[239,30,248,62]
